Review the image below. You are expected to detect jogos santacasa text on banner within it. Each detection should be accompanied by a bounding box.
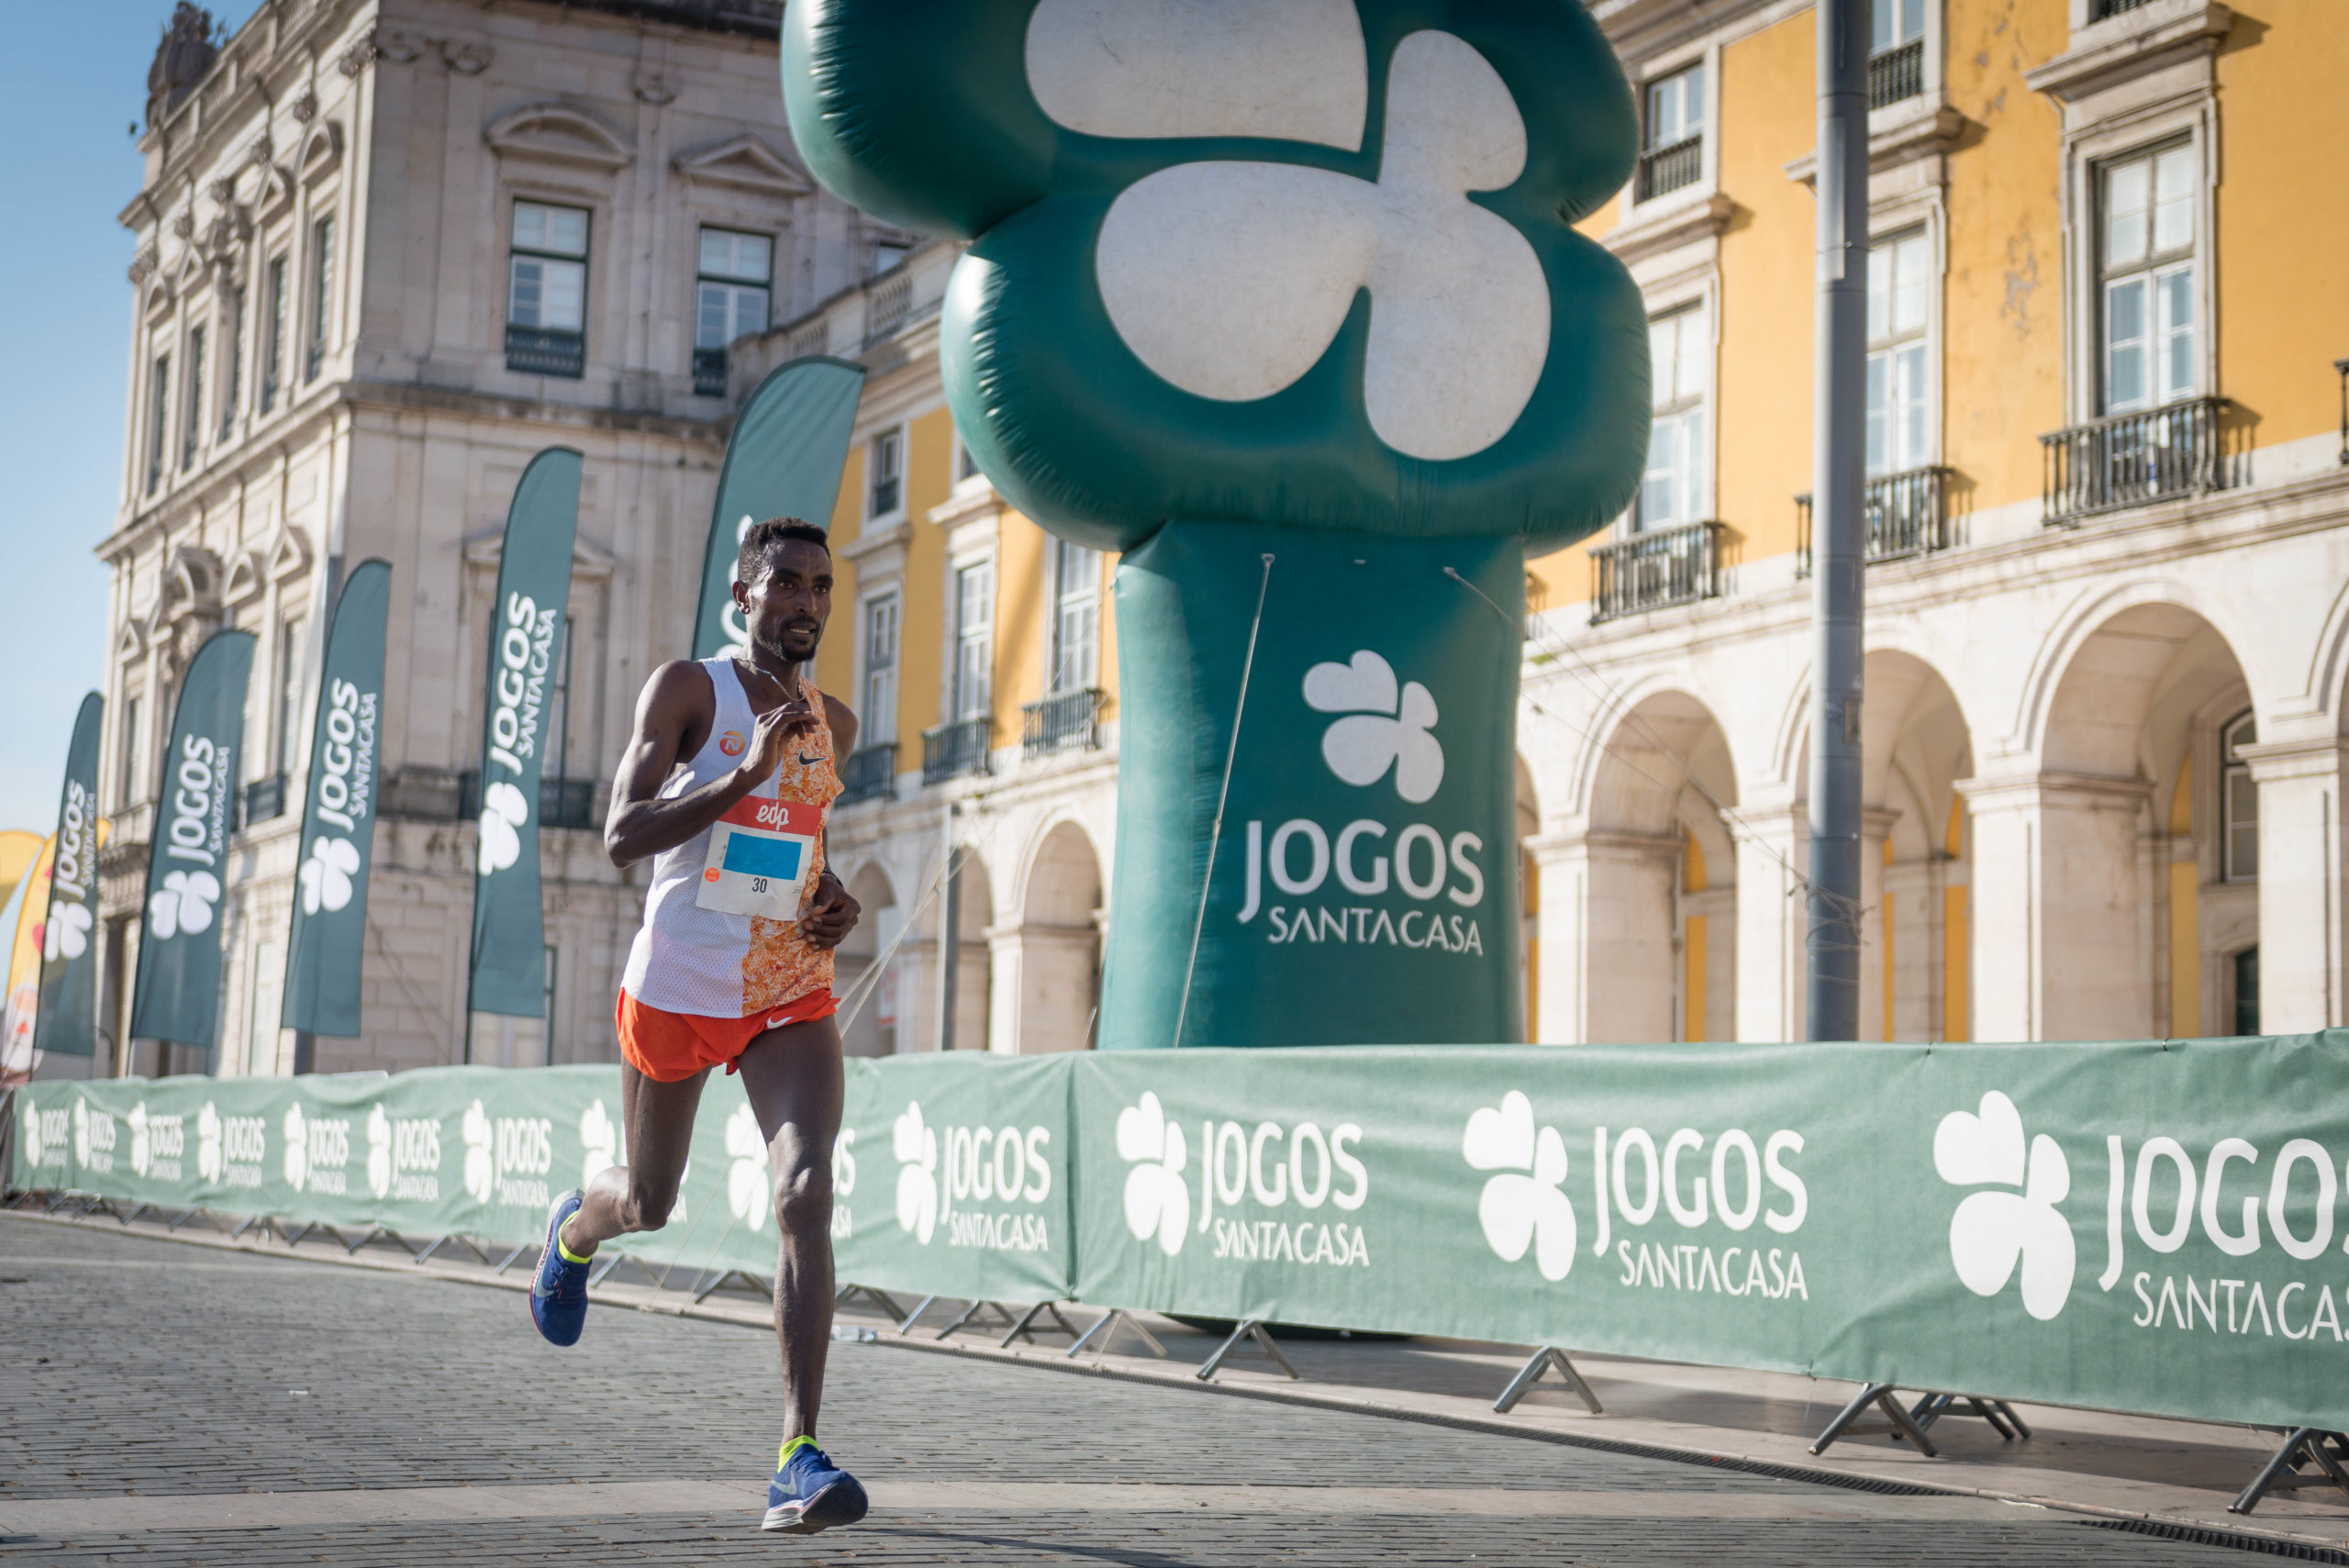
[130,630,256,1052]
[33,694,105,1059]
[782,0,1652,1050]
[470,450,580,1022]
[691,358,865,660]
[284,561,392,1038]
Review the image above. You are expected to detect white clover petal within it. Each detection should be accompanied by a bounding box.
[1933,1091,2027,1189]
[1463,1091,1536,1172]
[1303,651,1400,717]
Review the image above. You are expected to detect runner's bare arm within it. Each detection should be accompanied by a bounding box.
[801,695,862,949]
[604,661,801,869]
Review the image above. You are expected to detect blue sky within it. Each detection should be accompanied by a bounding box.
[0,1,262,840]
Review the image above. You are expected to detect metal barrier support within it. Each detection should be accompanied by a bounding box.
[1493,1346,1604,1416]
[1809,1382,1940,1457]
[1066,1307,1167,1361]
[1906,1391,2029,1441]
[896,1295,941,1334]
[835,1284,907,1322]
[415,1233,495,1268]
[1197,1319,1298,1384]
[999,1300,1082,1348]
[691,1267,773,1305]
[2232,1428,2349,1515]
[934,1300,1018,1341]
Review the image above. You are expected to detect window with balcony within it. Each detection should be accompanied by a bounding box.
[1867,231,1932,477]
[1870,0,1925,107]
[868,427,904,518]
[1640,303,1709,529]
[507,200,589,378]
[695,228,772,397]
[1638,63,1704,201]
[2100,142,2196,416]
[181,326,206,471]
[863,593,898,744]
[219,289,243,441]
[2221,708,2256,882]
[953,562,994,722]
[1050,539,1101,695]
[144,352,170,495]
[306,216,334,383]
[260,256,286,413]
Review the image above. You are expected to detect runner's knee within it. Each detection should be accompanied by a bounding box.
[620,1179,676,1232]
[772,1157,831,1229]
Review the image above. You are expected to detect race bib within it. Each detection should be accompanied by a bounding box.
[697,795,822,919]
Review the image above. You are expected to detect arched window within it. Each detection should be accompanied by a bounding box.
[2221,709,2256,881]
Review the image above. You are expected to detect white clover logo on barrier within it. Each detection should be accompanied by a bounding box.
[195,1102,223,1183]
[128,1103,150,1177]
[17,1098,36,1167]
[71,1098,89,1168]
[726,1104,771,1232]
[299,836,361,915]
[148,869,221,940]
[284,1104,308,1192]
[1065,12,1548,462]
[1463,1091,1575,1281]
[580,1099,621,1188]
[477,782,530,874]
[44,903,92,963]
[1304,651,1442,805]
[461,1100,495,1205]
[1116,1091,1190,1257]
[366,1104,393,1199]
[1934,1090,2076,1322]
[893,1101,939,1244]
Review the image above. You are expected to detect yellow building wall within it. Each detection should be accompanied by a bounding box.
[1941,0,2066,513]
[996,508,1049,743]
[2214,0,2349,449]
[899,409,956,747]
[1715,10,1819,570]
[815,443,864,706]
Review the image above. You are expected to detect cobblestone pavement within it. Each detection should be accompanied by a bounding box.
[0,1218,2282,1565]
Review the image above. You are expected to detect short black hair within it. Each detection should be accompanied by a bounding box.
[737,517,830,584]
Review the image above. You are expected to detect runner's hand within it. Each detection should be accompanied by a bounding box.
[801,870,859,950]
[737,694,821,784]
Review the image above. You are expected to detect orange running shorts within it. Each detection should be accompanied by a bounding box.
[615,986,838,1084]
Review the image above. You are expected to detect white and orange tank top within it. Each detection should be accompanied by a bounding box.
[620,658,841,1018]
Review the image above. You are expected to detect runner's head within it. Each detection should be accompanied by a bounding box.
[734,518,832,667]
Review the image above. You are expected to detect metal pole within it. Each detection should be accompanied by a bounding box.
[934,801,959,1051]
[1807,0,1869,1041]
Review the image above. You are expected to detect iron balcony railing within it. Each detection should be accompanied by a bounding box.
[1869,39,1924,108]
[2092,0,2154,17]
[839,743,897,805]
[921,717,992,786]
[240,773,288,828]
[2041,397,2230,526]
[1637,133,1702,201]
[692,346,728,398]
[1022,688,1103,761]
[505,325,585,379]
[1588,520,1725,624]
[1794,465,1953,574]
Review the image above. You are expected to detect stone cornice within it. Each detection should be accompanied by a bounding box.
[2023,0,2233,102]
[1600,192,1735,268]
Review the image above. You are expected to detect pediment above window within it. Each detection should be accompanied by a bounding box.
[268,527,314,584]
[223,548,268,606]
[300,121,344,183]
[161,545,225,619]
[485,103,634,171]
[672,133,814,198]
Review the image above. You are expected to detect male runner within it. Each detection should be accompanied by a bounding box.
[528,517,868,1534]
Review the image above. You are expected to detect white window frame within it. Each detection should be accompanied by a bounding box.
[1865,227,1937,477]
[2058,104,2215,426]
[948,554,995,725]
[1048,539,1102,695]
[507,199,592,337]
[2093,138,2199,417]
[950,424,988,495]
[859,590,900,748]
[1635,295,1713,532]
[2220,707,2256,884]
[1631,49,1718,211]
[867,425,906,522]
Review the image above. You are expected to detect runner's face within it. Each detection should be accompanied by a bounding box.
[737,539,832,666]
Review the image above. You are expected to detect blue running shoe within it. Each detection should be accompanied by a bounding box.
[763,1446,869,1533]
[529,1188,591,1347]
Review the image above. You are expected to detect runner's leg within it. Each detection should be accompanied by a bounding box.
[735,1017,844,1443]
[565,1062,709,1252]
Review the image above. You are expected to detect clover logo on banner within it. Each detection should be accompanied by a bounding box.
[299,836,362,915]
[284,1104,309,1192]
[1304,651,1442,805]
[128,1103,150,1177]
[1934,1090,2076,1322]
[22,1098,42,1166]
[892,1101,939,1244]
[1116,1091,1190,1257]
[726,1104,771,1232]
[148,869,220,940]
[195,1102,223,1183]
[366,1104,393,1199]
[71,1098,90,1169]
[1055,10,1549,462]
[580,1099,621,1188]
[1463,1091,1575,1281]
[461,1101,495,1205]
[45,903,92,963]
[477,782,529,875]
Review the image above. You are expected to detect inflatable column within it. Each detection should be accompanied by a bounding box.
[785,0,1650,1048]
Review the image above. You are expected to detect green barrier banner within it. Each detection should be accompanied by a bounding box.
[25,1037,2349,1435]
[470,450,581,1019]
[833,1051,1074,1303]
[33,693,104,1056]
[130,630,256,1051]
[691,358,866,659]
[285,561,392,1037]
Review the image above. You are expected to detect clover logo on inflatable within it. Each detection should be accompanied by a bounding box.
[785,0,1646,551]
[149,869,219,940]
[1934,1090,2076,1322]
[893,1101,940,1244]
[1463,1091,1575,1281]
[1306,651,1442,804]
[1115,1091,1190,1256]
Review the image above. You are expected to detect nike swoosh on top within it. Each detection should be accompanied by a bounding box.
[797,754,822,766]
